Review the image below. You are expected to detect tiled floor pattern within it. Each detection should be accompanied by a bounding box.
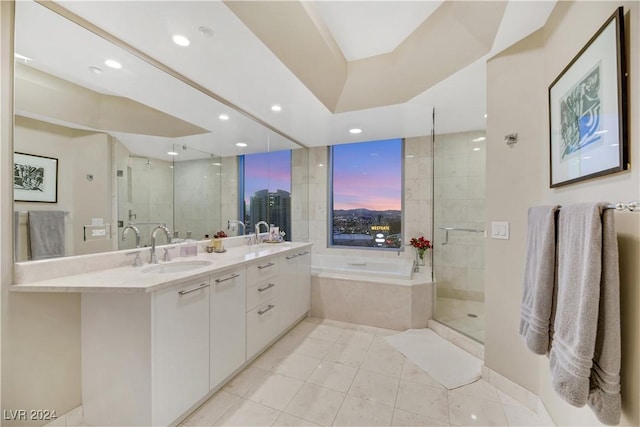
[435,297,485,343]
[181,317,552,427]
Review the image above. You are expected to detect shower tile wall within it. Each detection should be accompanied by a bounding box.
[433,131,486,302]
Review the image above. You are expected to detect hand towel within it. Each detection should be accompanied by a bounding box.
[587,206,621,425]
[549,203,603,407]
[28,210,65,260]
[520,205,560,355]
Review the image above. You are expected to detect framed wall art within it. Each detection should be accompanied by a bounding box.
[14,152,58,203]
[549,7,627,188]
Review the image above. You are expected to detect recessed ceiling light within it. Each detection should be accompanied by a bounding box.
[236,142,247,148]
[14,53,32,63]
[167,151,179,156]
[349,128,362,134]
[484,114,488,118]
[172,34,190,47]
[104,59,122,69]
[271,104,282,112]
[89,66,103,74]
[472,137,486,142]
[473,147,481,151]
[218,114,229,121]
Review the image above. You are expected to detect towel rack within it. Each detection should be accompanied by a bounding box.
[604,201,640,211]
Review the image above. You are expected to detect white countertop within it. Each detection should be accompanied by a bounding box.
[11,242,312,294]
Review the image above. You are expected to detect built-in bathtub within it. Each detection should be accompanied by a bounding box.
[311,254,433,330]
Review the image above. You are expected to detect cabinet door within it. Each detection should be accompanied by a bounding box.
[210,268,247,388]
[153,277,210,426]
[246,300,279,359]
[278,252,299,331]
[295,250,311,319]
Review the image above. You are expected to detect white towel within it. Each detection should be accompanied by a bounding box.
[28,210,65,260]
[520,205,559,354]
[549,202,621,425]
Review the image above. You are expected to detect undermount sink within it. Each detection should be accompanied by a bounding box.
[141,260,212,274]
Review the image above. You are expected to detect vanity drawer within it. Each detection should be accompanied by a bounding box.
[246,256,280,287]
[247,278,279,312]
[246,299,279,359]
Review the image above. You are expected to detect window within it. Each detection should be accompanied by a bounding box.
[330,138,403,249]
[240,150,292,240]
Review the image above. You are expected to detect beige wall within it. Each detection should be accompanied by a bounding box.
[486,1,639,425]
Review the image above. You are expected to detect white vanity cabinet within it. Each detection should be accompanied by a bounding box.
[210,267,246,388]
[81,276,211,427]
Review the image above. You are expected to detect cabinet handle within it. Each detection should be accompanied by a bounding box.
[215,273,240,284]
[286,254,298,260]
[258,304,275,315]
[257,262,275,270]
[258,283,276,292]
[178,283,209,295]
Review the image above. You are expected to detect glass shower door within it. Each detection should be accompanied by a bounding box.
[432,131,486,343]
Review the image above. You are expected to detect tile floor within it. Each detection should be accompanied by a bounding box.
[435,297,485,343]
[181,317,553,427]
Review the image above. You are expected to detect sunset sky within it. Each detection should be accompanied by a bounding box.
[332,138,402,211]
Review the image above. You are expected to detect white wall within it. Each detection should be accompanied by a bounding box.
[485,1,639,425]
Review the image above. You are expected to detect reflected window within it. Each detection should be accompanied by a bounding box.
[240,150,292,240]
[330,139,403,249]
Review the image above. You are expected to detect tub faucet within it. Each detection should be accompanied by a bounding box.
[254,221,269,244]
[228,219,246,236]
[150,225,171,264]
[122,224,141,248]
[398,244,420,273]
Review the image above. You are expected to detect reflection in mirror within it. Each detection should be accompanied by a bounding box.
[13,0,303,261]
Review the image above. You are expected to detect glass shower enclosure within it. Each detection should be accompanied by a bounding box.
[432,131,486,343]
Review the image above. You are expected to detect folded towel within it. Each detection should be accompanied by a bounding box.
[520,205,560,355]
[587,206,621,425]
[28,210,65,260]
[549,203,603,407]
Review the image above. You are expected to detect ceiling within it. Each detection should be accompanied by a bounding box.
[15,0,557,160]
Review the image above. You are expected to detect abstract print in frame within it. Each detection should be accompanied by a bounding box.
[549,7,627,188]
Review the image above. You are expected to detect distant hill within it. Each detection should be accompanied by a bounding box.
[334,208,401,217]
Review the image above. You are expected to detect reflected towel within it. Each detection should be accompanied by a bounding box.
[549,202,621,425]
[28,210,65,260]
[520,205,559,355]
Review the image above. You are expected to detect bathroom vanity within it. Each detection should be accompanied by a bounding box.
[12,242,312,426]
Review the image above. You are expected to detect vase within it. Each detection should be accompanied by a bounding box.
[417,249,426,266]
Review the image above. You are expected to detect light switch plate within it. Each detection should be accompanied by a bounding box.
[491,221,510,240]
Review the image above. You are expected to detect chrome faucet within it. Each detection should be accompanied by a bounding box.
[122,224,141,248]
[254,221,269,244]
[398,244,420,273]
[227,219,246,236]
[150,225,171,264]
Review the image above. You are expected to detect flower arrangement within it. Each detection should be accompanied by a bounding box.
[409,236,431,262]
[213,230,228,238]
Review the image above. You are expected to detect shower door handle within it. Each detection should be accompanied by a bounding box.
[439,227,485,245]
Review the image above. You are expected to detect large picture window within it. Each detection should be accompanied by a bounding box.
[330,139,403,249]
[240,150,292,240]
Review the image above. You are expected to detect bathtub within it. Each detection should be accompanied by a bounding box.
[311,254,414,280]
[311,253,433,330]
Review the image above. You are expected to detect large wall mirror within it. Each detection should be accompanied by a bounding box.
[13,0,305,261]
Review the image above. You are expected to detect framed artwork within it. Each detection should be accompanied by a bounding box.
[14,152,58,203]
[549,7,627,188]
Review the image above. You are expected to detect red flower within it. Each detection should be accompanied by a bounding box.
[214,231,227,238]
[409,236,431,250]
